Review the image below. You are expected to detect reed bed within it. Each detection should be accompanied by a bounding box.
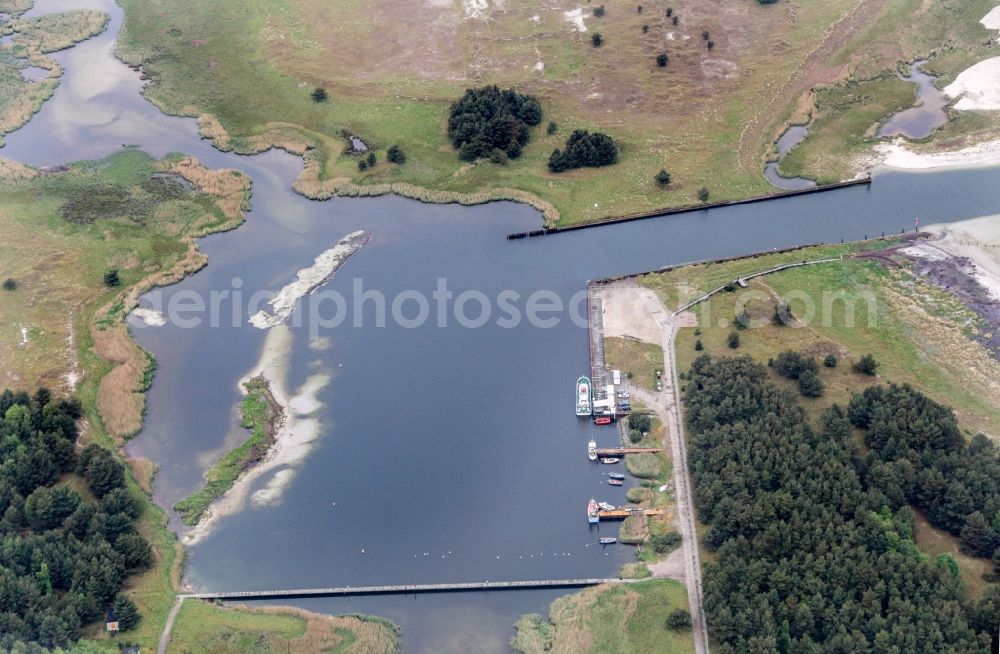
[625,453,662,480]
[92,322,149,442]
[0,157,37,180]
[619,514,650,545]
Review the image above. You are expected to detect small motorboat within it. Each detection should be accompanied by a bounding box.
[600,457,620,464]
[588,439,598,462]
[598,501,615,511]
[594,416,612,425]
[608,472,625,480]
[599,537,617,545]
[608,478,623,486]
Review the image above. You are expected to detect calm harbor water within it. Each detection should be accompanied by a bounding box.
[6,1,1000,651]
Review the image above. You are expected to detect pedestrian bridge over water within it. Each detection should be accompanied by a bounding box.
[180,578,625,601]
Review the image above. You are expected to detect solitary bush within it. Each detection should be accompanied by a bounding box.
[701,30,710,40]
[697,187,709,202]
[2,278,15,291]
[672,15,678,25]
[798,369,824,397]
[656,53,668,67]
[666,7,673,16]
[490,148,508,165]
[592,33,603,47]
[642,24,649,33]
[707,40,714,50]
[386,144,406,164]
[694,339,703,351]
[357,159,368,172]
[103,269,120,287]
[655,169,671,186]
[727,331,740,349]
[824,354,838,368]
[651,531,682,553]
[366,152,376,166]
[593,4,605,16]
[735,308,751,329]
[853,353,879,376]
[448,85,542,162]
[546,121,558,135]
[773,302,794,325]
[666,608,692,630]
[311,87,328,102]
[548,130,618,172]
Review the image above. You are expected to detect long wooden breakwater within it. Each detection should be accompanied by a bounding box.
[506,177,871,240]
[180,578,623,601]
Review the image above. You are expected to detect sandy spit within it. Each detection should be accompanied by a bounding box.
[868,137,1000,171]
[183,325,331,545]
[249,230,369,329]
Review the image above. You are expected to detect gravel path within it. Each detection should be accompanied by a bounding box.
[157,597,184,654]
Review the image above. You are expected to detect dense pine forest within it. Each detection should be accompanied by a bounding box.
[0,389,151,649]
[684,356,999,653]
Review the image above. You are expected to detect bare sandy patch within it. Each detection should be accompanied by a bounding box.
[563,8,587,32]
[869,137,1000,170]
[981,5,1000,38]
[597,284,661,343]
[463,0,489,20]
[944,57,1000,110]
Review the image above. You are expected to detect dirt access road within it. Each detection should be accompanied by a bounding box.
[597,283,709,654]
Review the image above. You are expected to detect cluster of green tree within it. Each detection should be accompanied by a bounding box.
[547,130,618,172]
[684,356,997,652]
[849,383,1000,559]
[769,349,824,397]
[628,412,651,444]
[0,389,151,649]
[447,86,542,162]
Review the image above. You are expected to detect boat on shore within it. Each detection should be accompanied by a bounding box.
[608,472,625,480]
[600,457,620,464]
[588,498,599,524]
[608,478,623,486]
[599,537,617,545]
[588,439,597,461]
[576,376,592,416]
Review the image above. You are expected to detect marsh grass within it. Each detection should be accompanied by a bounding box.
[114,0,1000,226]
[0,8,107,144]
[624,453,662,480]
[511,580,694,654]
[170,601,399,654]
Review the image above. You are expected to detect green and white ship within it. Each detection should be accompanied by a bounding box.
[576,376,592,416]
